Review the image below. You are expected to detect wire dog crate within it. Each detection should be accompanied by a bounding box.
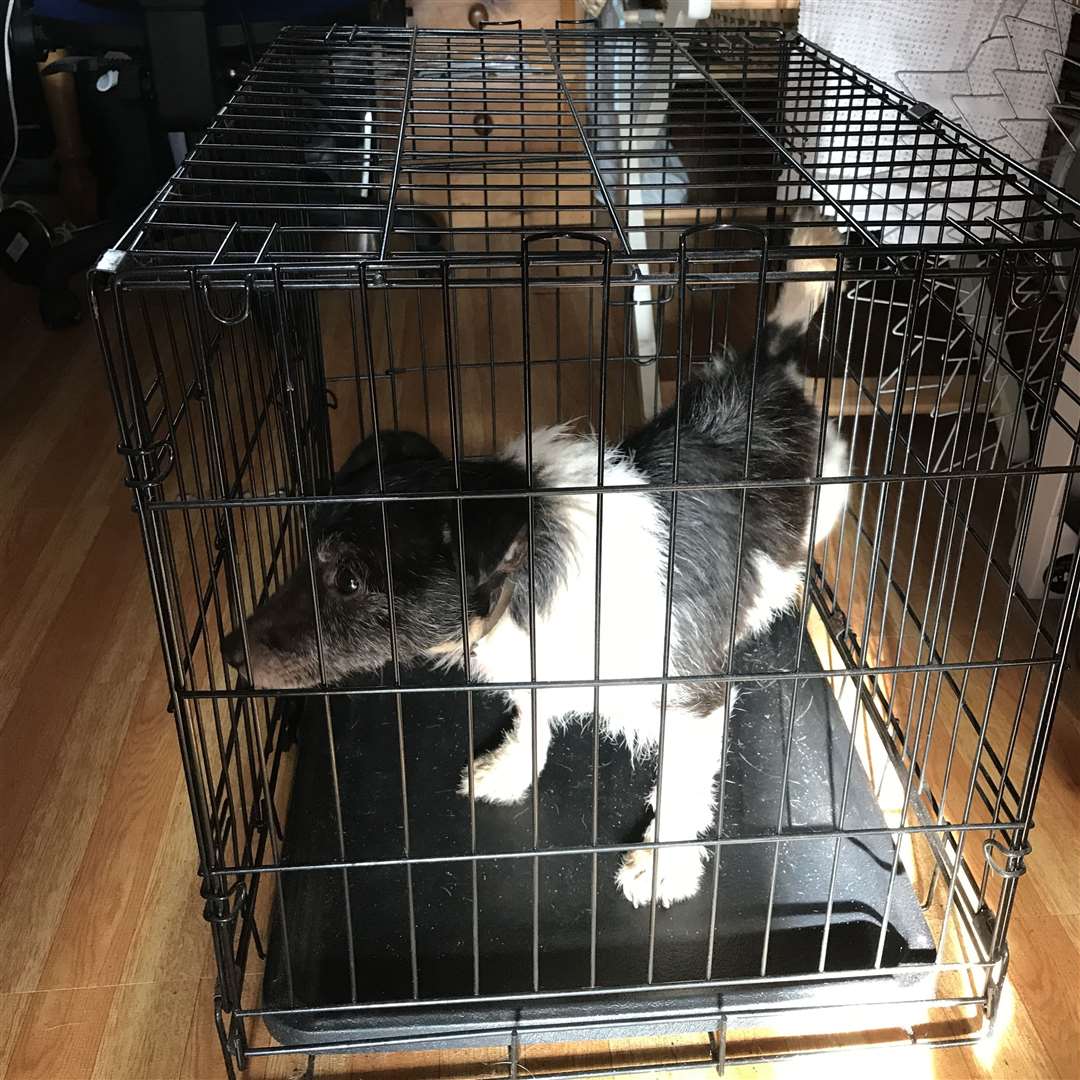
[94,23,1080,1079]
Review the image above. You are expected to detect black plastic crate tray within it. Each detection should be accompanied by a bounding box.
[261,614,935,1048]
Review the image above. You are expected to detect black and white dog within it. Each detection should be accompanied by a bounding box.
[223,227,848,908]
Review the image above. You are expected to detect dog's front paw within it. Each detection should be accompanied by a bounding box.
[616,839,706,909]
[457,748,532,805]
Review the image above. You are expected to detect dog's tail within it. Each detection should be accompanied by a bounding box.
[765,213,844,360]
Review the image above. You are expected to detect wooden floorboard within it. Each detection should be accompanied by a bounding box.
[0,270,1078,1079]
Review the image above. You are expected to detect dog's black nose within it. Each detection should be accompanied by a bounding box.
[221,630,247,669]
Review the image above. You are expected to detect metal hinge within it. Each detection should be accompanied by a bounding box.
[202,880,248,926]
[983,838,1032,879]
[118,437,175,488]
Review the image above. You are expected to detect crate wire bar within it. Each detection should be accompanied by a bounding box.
[93,23,1080,1080]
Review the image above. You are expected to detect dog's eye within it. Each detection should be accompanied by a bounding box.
[334,568,361,596]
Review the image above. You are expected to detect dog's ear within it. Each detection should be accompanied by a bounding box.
[460,499,529,618]
[335,430,444,492]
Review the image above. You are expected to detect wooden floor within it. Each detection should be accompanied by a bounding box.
[0,271,1078,1080]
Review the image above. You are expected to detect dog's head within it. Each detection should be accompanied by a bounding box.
[221,432,528,688]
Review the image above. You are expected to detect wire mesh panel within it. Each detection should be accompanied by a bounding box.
[94,24,1080,1080]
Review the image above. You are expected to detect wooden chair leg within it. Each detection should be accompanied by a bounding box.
[37,49,97,225]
